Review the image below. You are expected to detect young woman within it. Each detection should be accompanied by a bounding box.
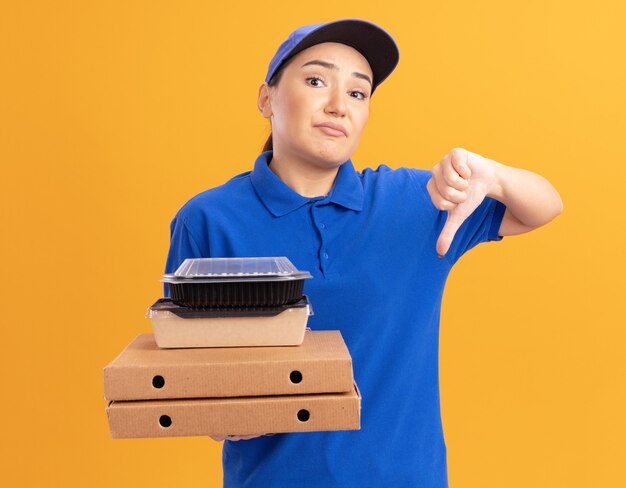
[164,18,563,488]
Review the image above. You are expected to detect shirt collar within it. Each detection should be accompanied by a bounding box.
[250,150,364,217]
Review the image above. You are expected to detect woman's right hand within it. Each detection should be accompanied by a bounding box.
[209,433,275,442]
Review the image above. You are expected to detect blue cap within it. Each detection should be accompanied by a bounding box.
[265,18,400,95]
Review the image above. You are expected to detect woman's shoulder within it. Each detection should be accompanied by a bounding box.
[360,163,430,178]
[173,170,253,220]
[358,163,432,193]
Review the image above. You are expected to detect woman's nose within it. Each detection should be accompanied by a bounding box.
[324,85,347,117]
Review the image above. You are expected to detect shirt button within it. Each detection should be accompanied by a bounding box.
[323,252,329,259]
[320,223,326,229]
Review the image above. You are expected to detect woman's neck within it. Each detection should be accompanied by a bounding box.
[268,150,341,198]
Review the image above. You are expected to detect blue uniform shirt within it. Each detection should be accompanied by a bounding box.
[164,150,506,488]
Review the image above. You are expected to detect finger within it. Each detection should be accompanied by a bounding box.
[209,433,274,441]
[209,434,250,441]
[432,160,467,203]
[436,211,466,257]
[443,161,470,191]
[427,178,457,211]
[432,171,468,205]
[450,148,472,179]
[224,433,266,441]
[436,153,468,190]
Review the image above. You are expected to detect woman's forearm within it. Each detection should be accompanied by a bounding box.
[488,159,564,229]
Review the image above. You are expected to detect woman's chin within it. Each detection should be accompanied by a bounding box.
[279,141,353,168]
[314,145,352,165]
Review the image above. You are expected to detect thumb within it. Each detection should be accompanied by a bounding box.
[437,210,465,258]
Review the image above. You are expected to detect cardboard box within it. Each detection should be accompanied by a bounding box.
[148,297,311,348]
[106,383,361,438]
[103,330,354,401]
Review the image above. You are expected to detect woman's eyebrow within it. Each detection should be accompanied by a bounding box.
[300,59,372,87]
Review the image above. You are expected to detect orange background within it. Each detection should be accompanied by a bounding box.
[1,1,624,487]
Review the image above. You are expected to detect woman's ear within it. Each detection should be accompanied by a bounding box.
[257,82,272,118]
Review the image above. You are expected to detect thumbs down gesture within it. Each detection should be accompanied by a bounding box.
[426,147,498,258]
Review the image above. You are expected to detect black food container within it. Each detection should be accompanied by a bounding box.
[162,257,313,308]
[149,295,311,318]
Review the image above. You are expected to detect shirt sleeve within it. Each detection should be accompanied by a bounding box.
[163,213,207,297]
[442,195,506,265]
[405,167,506,265]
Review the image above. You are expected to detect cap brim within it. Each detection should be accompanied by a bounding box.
[280,19,399,94]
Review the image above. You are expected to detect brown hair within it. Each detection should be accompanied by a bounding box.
[262,55,297,153]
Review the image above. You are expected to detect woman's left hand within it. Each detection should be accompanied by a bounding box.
[209,433,275,442]
[426,147,498,258]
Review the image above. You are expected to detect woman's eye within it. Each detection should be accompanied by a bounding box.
[306,76,325,87]
[350,91,368,100]
[305,77,369,101]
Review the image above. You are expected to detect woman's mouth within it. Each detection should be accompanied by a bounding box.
[316,125,346,137]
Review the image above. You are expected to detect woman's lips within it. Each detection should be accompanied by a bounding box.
[316,125,346,137]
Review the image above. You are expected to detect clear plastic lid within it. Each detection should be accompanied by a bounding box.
[161,257,313,283]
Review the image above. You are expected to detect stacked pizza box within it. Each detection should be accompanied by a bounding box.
[104,257,360,439]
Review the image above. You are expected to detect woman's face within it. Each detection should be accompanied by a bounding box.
[259,42,373,169]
